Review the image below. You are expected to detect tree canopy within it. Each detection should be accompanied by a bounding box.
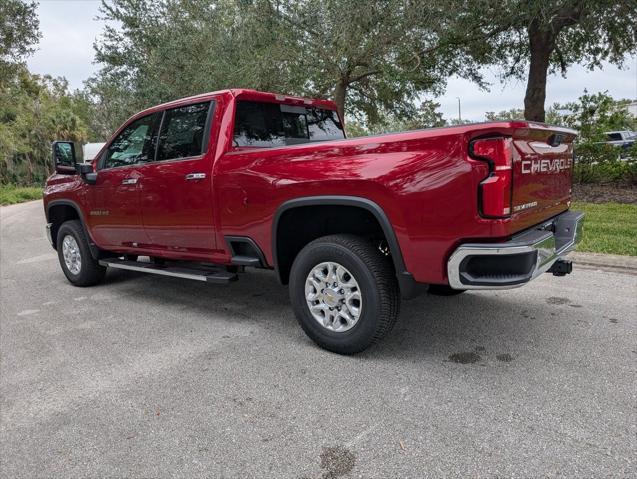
[88,0,489,133]
[0,66,89,184]
[455,0,637,121]
[0,0,40,85]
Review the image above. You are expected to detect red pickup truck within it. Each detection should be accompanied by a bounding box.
[44,89,584,354]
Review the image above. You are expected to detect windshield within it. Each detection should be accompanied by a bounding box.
[233,100,344,148]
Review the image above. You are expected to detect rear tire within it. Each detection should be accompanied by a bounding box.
[428,284,465,296]
[56,220,106,287]
[289,234,400,354]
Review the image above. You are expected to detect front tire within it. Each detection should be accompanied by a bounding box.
[289,234,400,354]
[56,220,106,287]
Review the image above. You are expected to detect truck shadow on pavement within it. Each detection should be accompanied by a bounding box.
[97,266,572,362]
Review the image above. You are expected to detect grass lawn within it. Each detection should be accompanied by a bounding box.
[572,201,637,256]
[0,185,43,206]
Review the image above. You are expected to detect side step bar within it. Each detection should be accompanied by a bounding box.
[99,258,238,284]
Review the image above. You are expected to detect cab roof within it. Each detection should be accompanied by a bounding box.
[136,89,338,118]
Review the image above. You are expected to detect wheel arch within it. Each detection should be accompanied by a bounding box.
[47,200,100,259]
[272,196,420,298]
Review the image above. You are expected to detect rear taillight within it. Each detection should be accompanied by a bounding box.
[471,137,513,218]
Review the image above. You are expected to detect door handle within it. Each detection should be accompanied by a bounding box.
[121,178,138,185]
[185,173,206,180]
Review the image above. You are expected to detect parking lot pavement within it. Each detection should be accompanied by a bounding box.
[1,200,636,478]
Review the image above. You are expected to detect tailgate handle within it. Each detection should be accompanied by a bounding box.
[121,178,138,185]
[548,133,564,147]
[185,173,206,180]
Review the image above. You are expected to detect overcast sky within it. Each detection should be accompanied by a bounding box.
[28,0,637,121]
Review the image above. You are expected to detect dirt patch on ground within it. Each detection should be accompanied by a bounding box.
[547,297,571,305]
[573,184,637,204]
[319,446,356,478]
[448,352,481,364]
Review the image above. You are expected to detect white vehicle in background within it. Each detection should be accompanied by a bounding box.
[604,131,636,159]
[605,130,636,145]
[82,142,106,163]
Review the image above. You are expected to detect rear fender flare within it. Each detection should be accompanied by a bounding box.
[272,195,419,298]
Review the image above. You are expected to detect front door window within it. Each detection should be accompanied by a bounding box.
[102,113,159,169]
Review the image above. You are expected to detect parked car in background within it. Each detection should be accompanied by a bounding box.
[43,89,584,354]
[604,130,636,159]
[605,130,636,144]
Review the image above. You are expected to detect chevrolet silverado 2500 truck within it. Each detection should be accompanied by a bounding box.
[44,89,584,354]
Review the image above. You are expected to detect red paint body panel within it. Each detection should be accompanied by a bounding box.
[44,89,577,285]
[139,156,217,254]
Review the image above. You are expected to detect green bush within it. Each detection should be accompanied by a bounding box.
[573,142,637,185]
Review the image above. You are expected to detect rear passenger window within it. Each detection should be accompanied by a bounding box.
[156,102,212,161]
[233,101,344,148]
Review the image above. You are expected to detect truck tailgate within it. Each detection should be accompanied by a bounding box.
[509,125,577,232]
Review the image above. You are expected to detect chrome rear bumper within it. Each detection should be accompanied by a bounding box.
[447,210,584,290]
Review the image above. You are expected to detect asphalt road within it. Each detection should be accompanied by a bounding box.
[1,200,635,478]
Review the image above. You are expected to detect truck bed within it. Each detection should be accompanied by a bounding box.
[217,120,577,284]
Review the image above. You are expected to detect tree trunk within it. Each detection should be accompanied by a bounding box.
[26,153,33,185]
[524,24,555,122]
[333,79,347,122]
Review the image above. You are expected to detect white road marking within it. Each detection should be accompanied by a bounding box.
[346,423,381,447]
[16,253,57,265]
[17,309,40,316]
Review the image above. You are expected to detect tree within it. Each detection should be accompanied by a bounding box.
[553,90,636,140]
[485,108,525,121]
[485,105,566,125]
[1,66,88,184]
[464,1,637,122]
[553,91,637,184]
[273,0,478,123]
[0,0,40,85]
[90,0,294,135]
[89,0,483,133]
[345,100,447,136]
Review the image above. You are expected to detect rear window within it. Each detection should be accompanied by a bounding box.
[233,100,344,148]
[607,133,623,141]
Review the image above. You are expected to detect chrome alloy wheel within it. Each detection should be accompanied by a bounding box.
[305,261,362,332]
[62,235,82,275]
